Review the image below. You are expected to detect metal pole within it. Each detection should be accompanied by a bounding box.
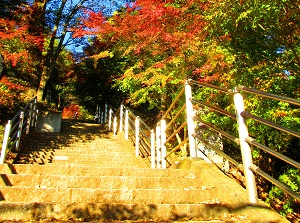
[185,81,196,157]
[113,116,117,136]
[156,124,161,168]
[26,102,33,134]
[98,106,101,124]
[234,92,258,203]
[34,109,38,131]
[108,109,112,131]
[161,119,167,169]
[135,117,139,156]
[15,111,24,150]
[105,103,108,124]
[101,111,104,124]
[120,104,123,132]
[0,121,12,164]
[31,97,37,127]
[124,110,129,140]
[151,129,155,169]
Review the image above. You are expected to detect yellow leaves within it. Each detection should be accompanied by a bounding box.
[91,51,113,60]
[89,51,114,68]
[236,9,252,26]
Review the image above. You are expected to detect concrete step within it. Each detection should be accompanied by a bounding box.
[0,186,226,203]
[0,202,260,222]
[21,149,137,156]
[23,154,142,162]
[0,174,207,189]
[0,164,198,178]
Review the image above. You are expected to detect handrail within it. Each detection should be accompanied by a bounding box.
[193,133,243,171]
[236,85,300,106]
[242,111,300,138]
[0,96,38,164]
[250,164,300,201]
[189,80,300,203]
[109,104,154,165]
[188,79,229,93]
[246,137,300,169]
[108,78,300,205]
[193,116,240,145]
[191,98,236,120]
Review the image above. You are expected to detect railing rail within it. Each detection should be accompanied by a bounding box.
[0,97,38,164]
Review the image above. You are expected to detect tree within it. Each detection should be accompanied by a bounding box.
[75,0,209,112]
[37,0,133,101]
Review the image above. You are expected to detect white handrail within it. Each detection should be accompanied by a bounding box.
[108,79,300,203]
[0,97,38,164]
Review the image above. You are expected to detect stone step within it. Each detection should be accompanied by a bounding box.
[21,147,135,156]
[24,154,141,161]
[24,143,131,152]
[0,186,224,203]
[0,164,197,178]
[21,160,143,167]
[0,174,207,189]
[0,202,259,222]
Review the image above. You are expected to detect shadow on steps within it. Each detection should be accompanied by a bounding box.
[0,202,283,222]
[8,119,111,164]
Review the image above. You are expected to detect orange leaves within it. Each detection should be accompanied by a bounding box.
[75,0,207,58]
[62,104,80,118]
[0,76,26,91]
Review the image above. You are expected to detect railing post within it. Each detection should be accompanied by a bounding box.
[26,101,33,134]
[151,129,155,169]
[156,124,161,168]
[0,121,12,164]
[135,117,140,156]
[113,116,117,136]
[97,105,101,124]
[15,111,24,150]
[161,119,167,169]
[120,105,123,132]
[104,103,108,124]
[31,97,37,128]
[234,92,258,203]
[185,81,196,157]
[34,109,38,131]
[108,109,112,131]
[125,109,129,140]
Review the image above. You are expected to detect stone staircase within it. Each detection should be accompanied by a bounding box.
[0,119,289,222]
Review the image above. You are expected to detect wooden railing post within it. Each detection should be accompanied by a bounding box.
[234,92,258,203]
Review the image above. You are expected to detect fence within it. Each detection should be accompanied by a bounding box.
[109,79,300,204]
[0,97,38,164]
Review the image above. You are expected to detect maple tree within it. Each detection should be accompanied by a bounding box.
[75,0,212,111]
[0,0,45,122]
